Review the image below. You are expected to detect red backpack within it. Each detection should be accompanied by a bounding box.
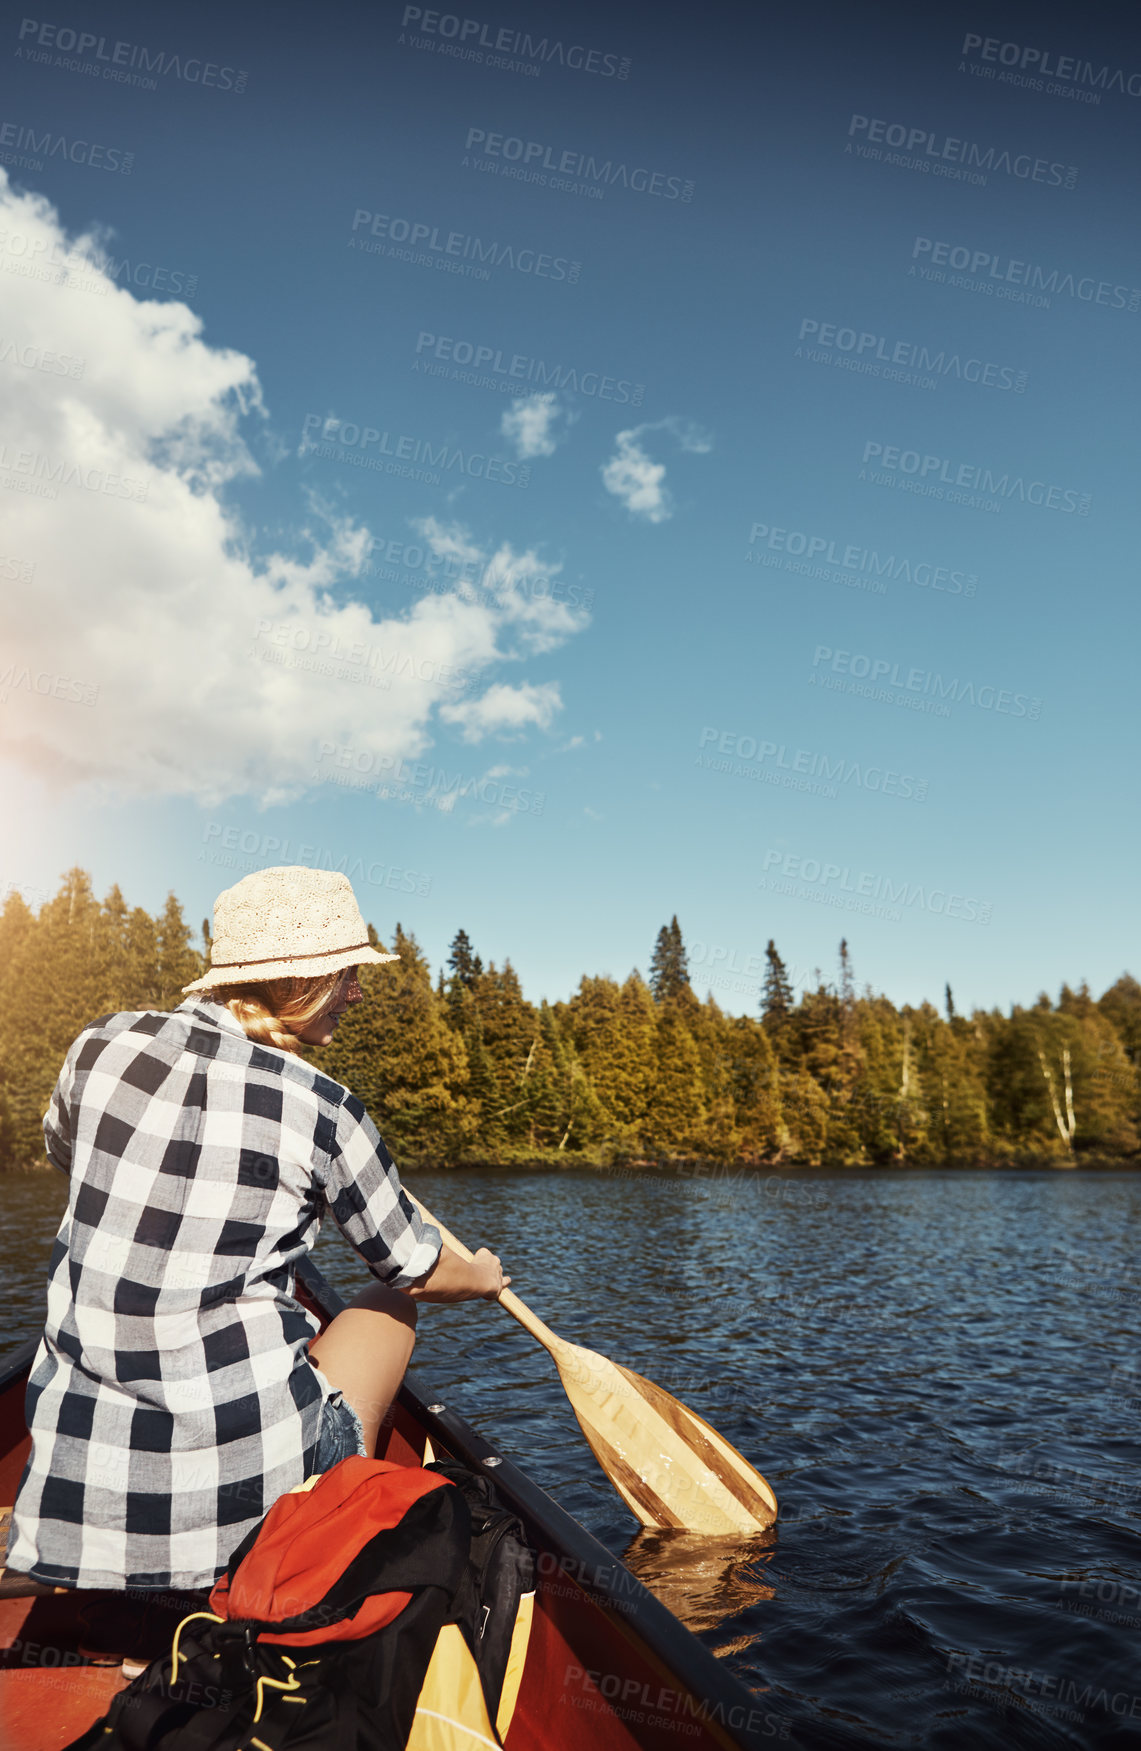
[67,1457,472,1750]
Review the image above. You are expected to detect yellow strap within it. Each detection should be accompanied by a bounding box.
[169,1611,225,1685]
[406,1624,498,1750]
[252,1667,303,1725]
[495,1591,535,1740]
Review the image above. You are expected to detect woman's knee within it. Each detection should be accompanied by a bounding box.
[348,1282,418,1334]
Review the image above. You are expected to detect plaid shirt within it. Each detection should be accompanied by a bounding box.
[5,998,442,1593]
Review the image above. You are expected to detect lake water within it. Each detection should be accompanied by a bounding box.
[3,1164,1139,1749]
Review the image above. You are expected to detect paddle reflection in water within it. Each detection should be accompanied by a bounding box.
[621,1526,778,1639]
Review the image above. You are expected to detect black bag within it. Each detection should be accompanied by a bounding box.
[64,1459,471,1751]
[65,1455,537,1751]
[426,1458,536,1723]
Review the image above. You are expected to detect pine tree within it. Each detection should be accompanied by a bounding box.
[156,894,203,1006]
[468,960,542,1152]
[911,1002,988,1163]
[648,916,689,1003]
[644,1004,706,1158]
[761,941,794,1028]
[315,924,475,1163]
[0,870,106,1164]
[525,1002,606,1152]
[719,1013,782,1161]
[838,938,855,1010]
[447,929,479,991]
[460,1010,498,1124]
[0,891,37,1166]
[563,973,656,1157]
[945,982,956,1022]
[835,938,861,1093]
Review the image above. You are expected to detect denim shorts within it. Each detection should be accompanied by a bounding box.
[313,1391,368,1471]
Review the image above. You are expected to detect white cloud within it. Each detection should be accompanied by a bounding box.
[440,681,562,743]
[601,429,669,522]
[600,416,713,523]
[500,391,564,459]
[0,175,587,806]
[413,517,589,656]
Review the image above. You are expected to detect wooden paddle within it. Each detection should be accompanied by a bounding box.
[409,1197,778,1536]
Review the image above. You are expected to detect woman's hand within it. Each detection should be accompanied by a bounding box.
[406,1243,512,1303]
[468,1247,511,1300]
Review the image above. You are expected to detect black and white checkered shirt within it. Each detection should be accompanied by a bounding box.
[5,997,442,1592]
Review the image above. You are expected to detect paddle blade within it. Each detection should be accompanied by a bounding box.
[552,1342,778,1535]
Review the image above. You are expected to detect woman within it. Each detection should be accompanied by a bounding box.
[5,866,507,1596]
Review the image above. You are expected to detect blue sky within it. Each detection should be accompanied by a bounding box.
[0,0,1137,1017]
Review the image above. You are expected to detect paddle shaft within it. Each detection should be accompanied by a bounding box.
[407,1194,561,1351]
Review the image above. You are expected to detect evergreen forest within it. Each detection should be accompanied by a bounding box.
[1,869,1138,1172]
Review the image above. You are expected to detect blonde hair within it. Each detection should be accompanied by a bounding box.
[210,972,345,1056]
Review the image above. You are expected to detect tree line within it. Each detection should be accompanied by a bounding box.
[1,869,1138,1171]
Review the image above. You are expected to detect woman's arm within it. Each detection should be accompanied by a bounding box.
[403,1242,510,1303]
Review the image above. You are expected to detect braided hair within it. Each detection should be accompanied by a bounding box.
[208,972,345,1056]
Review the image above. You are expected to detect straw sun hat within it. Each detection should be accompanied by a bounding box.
[182,866,398,995]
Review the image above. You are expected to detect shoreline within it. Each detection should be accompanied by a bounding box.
[5,1155,1137,1175]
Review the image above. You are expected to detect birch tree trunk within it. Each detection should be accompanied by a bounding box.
[1037,1046,1076,1155]
[898,1016,911,1165]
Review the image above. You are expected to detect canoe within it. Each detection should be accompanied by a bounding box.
[0,1257,775,1750]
